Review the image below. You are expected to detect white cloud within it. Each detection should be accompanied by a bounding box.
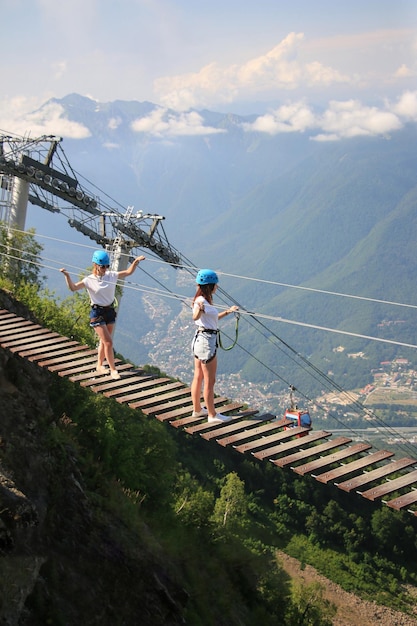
[392,90,417,120]
[237,33,304,89]
[131,108,226,137]
[316,100,402,141]
[108,117,122,130]
[244,101,316,134]
[155,63,238,111]
[0,98,91,139]
[2,89,415,145]
[305,61,347,86]
[395,64,414,78]
[244,97,405,141]
[155,33,351,111]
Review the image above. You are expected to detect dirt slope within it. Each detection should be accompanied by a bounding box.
[277,551,417,626]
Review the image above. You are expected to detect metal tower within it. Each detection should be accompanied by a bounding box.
[0,133,182,272]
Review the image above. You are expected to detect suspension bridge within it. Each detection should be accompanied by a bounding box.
[1,306,417,516]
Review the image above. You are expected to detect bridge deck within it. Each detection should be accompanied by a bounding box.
[1,308,416,516]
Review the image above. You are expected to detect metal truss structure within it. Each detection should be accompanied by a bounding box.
[0,133,182,269]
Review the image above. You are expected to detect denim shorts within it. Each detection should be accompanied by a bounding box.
[89,305,117,327]
[192,331,218,363]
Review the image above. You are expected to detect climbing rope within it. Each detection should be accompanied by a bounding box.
[218,312,240,351]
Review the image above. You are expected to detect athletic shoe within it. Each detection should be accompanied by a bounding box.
[191,408,208,417]
[110,370,121,380]
[96,365,107,374]
[207,413,232,423]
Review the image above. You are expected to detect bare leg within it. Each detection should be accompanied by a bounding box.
[201,356,217,418]
[191,357,204,412]
[97,338,105,369]
[94,324,117,372]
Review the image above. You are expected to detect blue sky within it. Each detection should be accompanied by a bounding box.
[1,0,417,140]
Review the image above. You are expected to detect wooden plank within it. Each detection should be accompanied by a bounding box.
[115,381,185,404]
[273,436,352,468]
[21,341,82,359]
[0,311,21,322]
[234,426,308,454]
[0,322,44,337]
[293,442,372,476]
[37,349,97,367]
[7,335,63,352]
[46,356,98,372]
[163,398,229,425]
[337,458,416,492]
[1,331,62,352]
[76,363,135,385]
[217,417,289,447]
[55,360,102,376]
[109,377,182,403]
[162,406,202,424]
[1,331,56,345]
[201,413,261,441]
[194,411,259,438]
[315,450,395,484]
[0,323,43,337]
[386,489,417,511]
[0,313,32,320]
[142,398,195,415]
[132,383,190,410]
[0,317,38,328]
[0,317,23,325]
[360,469,417,501]
[129,386,191,411]
[168,414,205,426]
[97,376,157,396]
[201,410,259,441]
[70,366,135,384]
[142,391,215,416]
[182,404,247,432]
[253,431,331,461]
[91,374,165,394]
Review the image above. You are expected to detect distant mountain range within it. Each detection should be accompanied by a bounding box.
[24,94,417,398]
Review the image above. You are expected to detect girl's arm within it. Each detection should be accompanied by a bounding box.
[60,269,85,292]
[193,298,205,321]
[218,305,239,320]
[117,256,145,279]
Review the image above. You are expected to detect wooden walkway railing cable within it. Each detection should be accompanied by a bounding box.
[1,308,416,516]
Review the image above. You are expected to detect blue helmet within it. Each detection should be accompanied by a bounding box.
[196,269,218,285]
[92,250,110,266]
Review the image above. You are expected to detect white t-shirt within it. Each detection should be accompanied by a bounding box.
[193,296,219,330]
[82,271,118,306]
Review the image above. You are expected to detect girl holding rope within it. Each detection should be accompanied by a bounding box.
[191,269,238,423]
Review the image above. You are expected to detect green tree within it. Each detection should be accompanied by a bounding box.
[0,222,44,287]
[212,472,248,529]
[174,471,215,528]
[285,581,336,625]
[370,507,415,558]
